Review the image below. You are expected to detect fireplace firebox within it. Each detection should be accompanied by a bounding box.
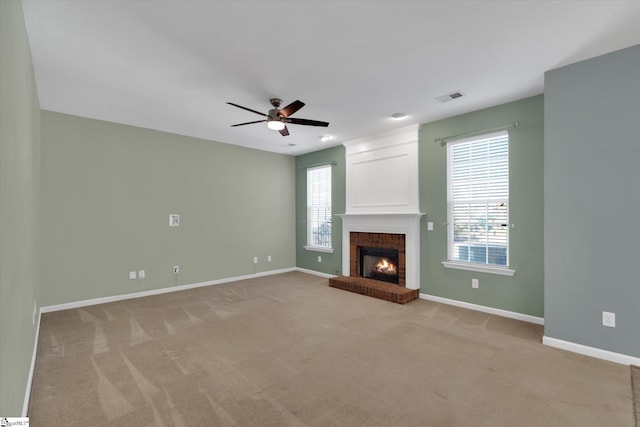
[349,232,406,286]
[359,246,399,284]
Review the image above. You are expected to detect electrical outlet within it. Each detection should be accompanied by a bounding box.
[173,266,179,274]
[267,255,272,262]
[138,270,145,279]
[253,257,258,264]
[472,278,479,289]
[318,255,322,263]
[427,221,434,231]
[129,271,137,280]
[602,311,616,328]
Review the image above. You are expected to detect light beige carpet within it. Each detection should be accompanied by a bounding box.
[633,365,640,427]
[29,272,634,426]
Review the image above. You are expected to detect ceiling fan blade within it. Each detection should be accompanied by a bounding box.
[279,125,290,136]
[227,102,267,117]
[285,117,329,127]
[230,120,267,127]
[279,100,305,118]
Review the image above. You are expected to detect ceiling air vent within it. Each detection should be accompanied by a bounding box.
[435,91,464,103]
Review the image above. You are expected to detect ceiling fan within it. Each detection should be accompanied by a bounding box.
[227,98,329,136]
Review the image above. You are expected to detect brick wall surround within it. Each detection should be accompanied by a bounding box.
[350,232,406,287]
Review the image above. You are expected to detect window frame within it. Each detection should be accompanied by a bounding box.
[304,164,334,253]
[442,130,515,276]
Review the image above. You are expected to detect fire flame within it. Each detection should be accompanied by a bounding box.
[373,258,397,275]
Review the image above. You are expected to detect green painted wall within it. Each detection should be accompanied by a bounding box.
[40,111,295,306]
[0,0,42,415]
[544,45,640,357]
[294,98,544,317]
[419,95,545,317]
[295,146,346,275]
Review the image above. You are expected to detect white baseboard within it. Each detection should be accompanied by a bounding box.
[543,335,640,366]
[22,309,41,416]
[294,267,337,279]
[419,293,544,325]
[40,267,297,313]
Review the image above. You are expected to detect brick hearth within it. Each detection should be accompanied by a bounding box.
[329,231,419,304]
[329,276,419,304]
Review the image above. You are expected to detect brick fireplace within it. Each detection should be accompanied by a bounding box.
[329,218,420,304]
[329,124,423,304]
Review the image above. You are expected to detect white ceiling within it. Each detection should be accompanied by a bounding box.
[21,1,640,156]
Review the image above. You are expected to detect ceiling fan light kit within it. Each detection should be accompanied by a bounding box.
[227,98,329,137]
[267,119,285,131]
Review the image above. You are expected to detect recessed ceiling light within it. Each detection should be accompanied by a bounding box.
[320,135,332,142]
[391,113,407,120]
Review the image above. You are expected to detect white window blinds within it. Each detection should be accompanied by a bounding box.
[447,130,509,266]
[307,165,332,248]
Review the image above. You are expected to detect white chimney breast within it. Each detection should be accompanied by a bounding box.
[343,124,420,214]
[340,124,425,290]
[351,154,409,208]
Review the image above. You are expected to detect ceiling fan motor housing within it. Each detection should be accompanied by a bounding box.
[268,109,282,122]
[269,98,283,122]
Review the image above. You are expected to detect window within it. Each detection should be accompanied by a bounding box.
[305,164,333,252]
[445,130,511,273]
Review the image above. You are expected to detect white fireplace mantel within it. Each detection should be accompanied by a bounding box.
[338,213,424,290]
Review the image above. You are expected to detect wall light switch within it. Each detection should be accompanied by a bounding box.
[169,214,180,227]
[129,271,137,280]
[138,270,145,279]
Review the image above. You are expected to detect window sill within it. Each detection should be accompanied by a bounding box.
[441,261,515,276]
[304,246,334,254]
